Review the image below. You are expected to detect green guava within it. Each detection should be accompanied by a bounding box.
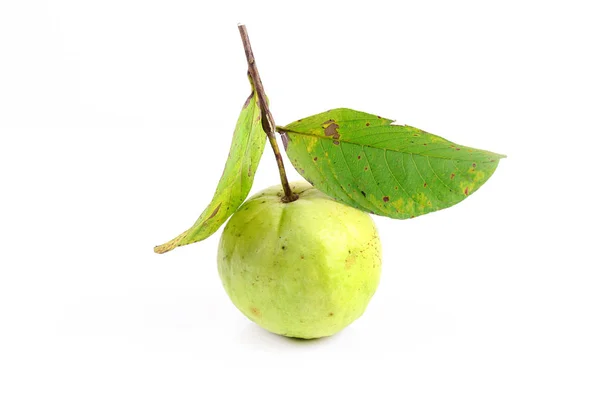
[217,181,382,339]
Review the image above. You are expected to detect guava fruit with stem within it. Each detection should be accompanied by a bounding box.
[217,181,382,339]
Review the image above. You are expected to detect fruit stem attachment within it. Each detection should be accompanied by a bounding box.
[238,24,298,203]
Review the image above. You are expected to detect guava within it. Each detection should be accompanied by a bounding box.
[217,181,382,339]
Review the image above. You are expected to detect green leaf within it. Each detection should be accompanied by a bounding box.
[154,88,266,254]
[281,108,505,219]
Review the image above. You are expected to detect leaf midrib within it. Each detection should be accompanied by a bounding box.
[283,128,503,162]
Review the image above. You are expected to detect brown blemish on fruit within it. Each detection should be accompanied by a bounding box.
[383,196,389,202]
[250,307,261,317]
[345,255,356,269]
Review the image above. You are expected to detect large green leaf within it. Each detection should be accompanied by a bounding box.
[280,108,505,219]
[154,89,266,254]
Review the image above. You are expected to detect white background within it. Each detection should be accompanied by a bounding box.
[1,1,599,399]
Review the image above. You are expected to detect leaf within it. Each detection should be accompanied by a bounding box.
[154,88,266,254]
[281,108,505,219]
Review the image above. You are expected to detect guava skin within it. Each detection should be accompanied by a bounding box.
[217,181,381,339]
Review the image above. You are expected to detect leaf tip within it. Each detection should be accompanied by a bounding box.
[153,231,189,255]
[153,244,170,254]
[490,152,507,161]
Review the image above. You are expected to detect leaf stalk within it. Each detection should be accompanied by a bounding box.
[238,24,298,203]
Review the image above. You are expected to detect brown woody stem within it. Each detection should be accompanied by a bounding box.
[238,24,298,203]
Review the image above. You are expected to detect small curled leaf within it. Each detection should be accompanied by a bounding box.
[280,108,505,219]
[154,88,266,254]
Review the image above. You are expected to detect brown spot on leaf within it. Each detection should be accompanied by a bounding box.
[377,115,382,119]
[472,163,477,168]
[456,148,461,151]
[324,122,341,140]
[366,122,370,126]
[300,255,305,259]
[450,173,455,179]
[383,196,389,202]
[297,119,303,122]
[464,187,469,196]
[357,155,361,160]
[361,190,366,197]
[423,182,427,187]
[255,114,261,122]
[329,312,334,316]
[333,140,340,145]
[423,143,427,146]
[206,203,221,220]
[364,166,368,171]
[313,157,318,161]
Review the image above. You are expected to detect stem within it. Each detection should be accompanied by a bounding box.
[238,24,298,203]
